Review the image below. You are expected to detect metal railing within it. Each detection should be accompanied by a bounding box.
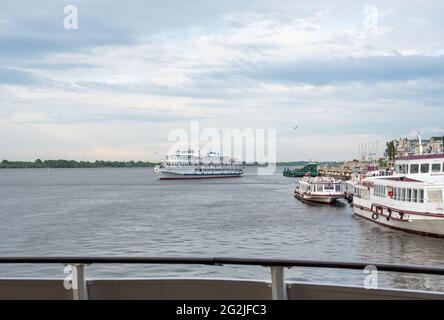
[1,257,443,300]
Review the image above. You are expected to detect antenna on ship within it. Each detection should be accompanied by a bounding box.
[417,130,423,155]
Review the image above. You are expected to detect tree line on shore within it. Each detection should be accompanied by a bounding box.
[0,159,158,168]
[0,159,343,169]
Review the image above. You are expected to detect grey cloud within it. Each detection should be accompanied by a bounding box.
[205,55,444,85]
[0,67,40,85]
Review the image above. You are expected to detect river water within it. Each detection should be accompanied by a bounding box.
[0,167,443,291]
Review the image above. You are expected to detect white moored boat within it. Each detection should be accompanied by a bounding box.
[154,149,243,179]
[352,154,444,237]
[344,165,393,202]
[294,176,344,204]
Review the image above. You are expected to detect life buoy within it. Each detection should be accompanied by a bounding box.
[372,213,378,220]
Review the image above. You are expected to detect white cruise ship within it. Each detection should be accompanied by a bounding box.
[352,154,444,237]
[154,149,243,179]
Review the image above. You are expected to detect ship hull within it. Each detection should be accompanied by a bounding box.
[294,190,344,204]
[157,171,243,180]
[352,203,444,238]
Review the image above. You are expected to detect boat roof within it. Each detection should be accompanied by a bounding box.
[380,177,422,182]
[363,175,444,187]
[397,154,444,161]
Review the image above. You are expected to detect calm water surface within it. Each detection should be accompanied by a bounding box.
[0,168,443,291]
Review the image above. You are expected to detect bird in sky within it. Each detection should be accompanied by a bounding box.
[293,125,298,130]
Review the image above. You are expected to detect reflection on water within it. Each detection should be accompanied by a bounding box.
[0,167,443,291]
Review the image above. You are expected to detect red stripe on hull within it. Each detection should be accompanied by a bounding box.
[294,192,340,205]
[294,191,344,198]
[352,204,408,222]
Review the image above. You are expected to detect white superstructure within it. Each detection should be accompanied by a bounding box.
[352,154,444,237]
[294,176,344,204]
[154,150,243,179]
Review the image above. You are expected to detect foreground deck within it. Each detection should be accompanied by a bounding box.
[0,257,443,300]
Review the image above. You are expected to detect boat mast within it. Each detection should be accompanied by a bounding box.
[417,130,423,155]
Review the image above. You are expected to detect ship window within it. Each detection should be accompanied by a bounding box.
[419,189,424,203]
[395,165,400,174]
[393,188,398,200]
[432,163,441,172]
[324,184,334,191]
[412,189,418,203]
[401,188,406,201]
[428,189,443,203]
[317,185,324,192]
[335,184,341,192]
[420,163,430,173]
[374,185,386,198]
[410,164,419,174]
[407,189,412,202]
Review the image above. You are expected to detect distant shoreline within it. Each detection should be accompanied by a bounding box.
[0,160,158,169]
[0,160,343,169]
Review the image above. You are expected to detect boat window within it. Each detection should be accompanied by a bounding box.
[401,188,406,201]
[407,189,412,202]
[419,189,424,203]
[412,189,418,203]
[394,188,398,200]
[335,184,341,192]
[428,189,443,203]
[395,165,400,174]
[432,163,441,172]
[420,163,430,173]
[410,164,419,174]
[324,184,334,191]
[374,185,386,198]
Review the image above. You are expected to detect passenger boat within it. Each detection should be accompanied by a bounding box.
[294,176,344,204]
[154,149,243,179]
[352,154,444,237]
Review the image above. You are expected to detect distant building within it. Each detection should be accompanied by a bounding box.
[392,136,443,157]
[428,137,444,154]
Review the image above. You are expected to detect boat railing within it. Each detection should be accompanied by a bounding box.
[1,256,443,300]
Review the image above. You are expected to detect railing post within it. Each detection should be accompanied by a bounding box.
[72,264,88,300]
[270,266,287,300]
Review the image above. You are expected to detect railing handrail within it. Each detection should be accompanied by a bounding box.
[0,257,443,276]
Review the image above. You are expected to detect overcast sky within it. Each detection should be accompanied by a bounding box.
[1,0,443,161]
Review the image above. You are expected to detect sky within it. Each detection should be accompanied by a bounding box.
[1,0,444,161]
